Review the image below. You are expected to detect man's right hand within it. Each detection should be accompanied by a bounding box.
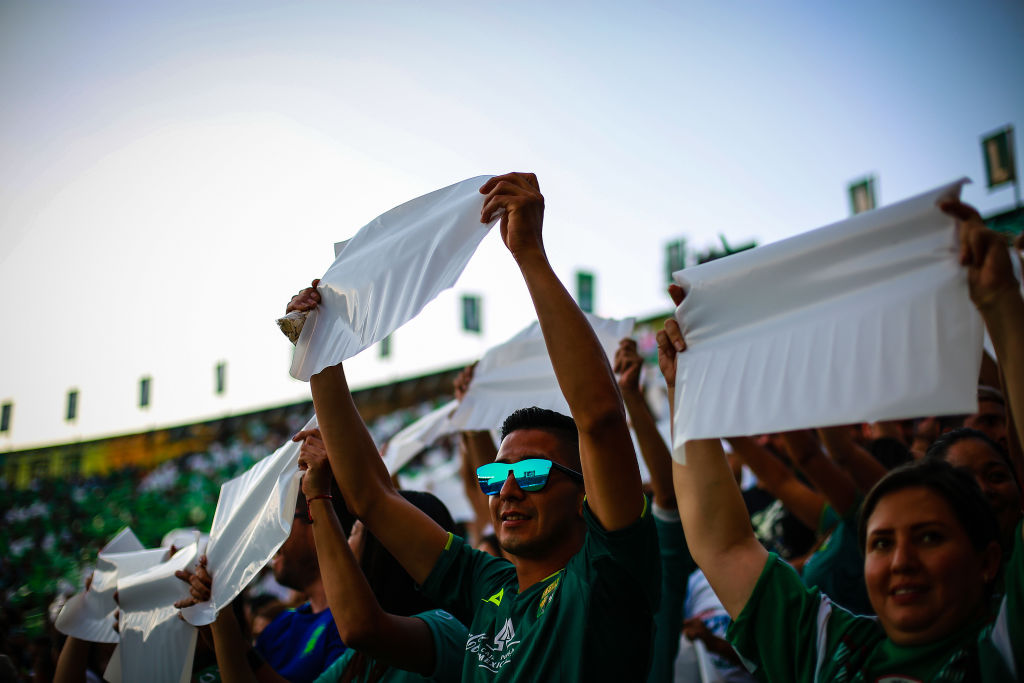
[656,285,688,389]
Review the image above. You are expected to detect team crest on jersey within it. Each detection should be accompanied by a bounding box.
[536,574,561,617]
[466,618,522,673]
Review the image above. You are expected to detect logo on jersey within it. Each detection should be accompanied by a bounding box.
[466,618,522,673]
[536,574,561,618]
[483,587,504,607]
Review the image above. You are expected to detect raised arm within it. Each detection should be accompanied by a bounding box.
[614,338,676,509]
[659,289,768,619]
[454,363,498,547]
[778,430,859,517]
[945,200,1024,516]
[479,173,643,530]
[296,433,438,676]
[287,283,448,585]
[725,436,825,532]
[816,425,888,493]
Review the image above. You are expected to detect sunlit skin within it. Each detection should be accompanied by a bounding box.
[864,487,1001,646]
[943,438,1022,545]
[488,429,586,580]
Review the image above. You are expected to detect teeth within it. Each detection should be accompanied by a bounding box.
[503,514,526,521]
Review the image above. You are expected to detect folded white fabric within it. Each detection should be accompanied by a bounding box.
[180,416,309,626]
[449,314,636,433]
[384,400,459,475]
[112,541,201,683]
[671,179,983,458]
[290,176,499,380]
[55,527,144,643]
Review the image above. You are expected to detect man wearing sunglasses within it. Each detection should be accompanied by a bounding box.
[300,172,660,681]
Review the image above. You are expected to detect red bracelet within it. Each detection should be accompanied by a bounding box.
[306,494,333,522]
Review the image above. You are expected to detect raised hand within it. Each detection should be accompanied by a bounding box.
[479,173,545,261]
[174,555,212,609]
[453,362,477,403]
[287,279,322,314]
[294,428,332,498]
[613,338,643,396]
[941,200,1017,310]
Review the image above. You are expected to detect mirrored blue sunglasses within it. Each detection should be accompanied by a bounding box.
[477,458,584,496]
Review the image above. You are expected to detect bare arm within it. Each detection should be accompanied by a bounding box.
[298,437,438,676]
[658,298,768,619]
[816,426,888,493]
[725,436,825,532]
[285,283,449,586]
[454,363,498,546]
[945,200,1024,533]
[615,338,676,509]
[480,173,643,530]
[778,430,859,517]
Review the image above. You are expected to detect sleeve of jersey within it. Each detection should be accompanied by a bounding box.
[649,504,696,683]
[726,553,837,680]
[985,520,1024,679]
[420,533,514,625]
[581,498,661,606]
[417,609,470,682]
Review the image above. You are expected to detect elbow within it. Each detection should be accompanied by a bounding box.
[573,401,628,438]
[335,612,384,651]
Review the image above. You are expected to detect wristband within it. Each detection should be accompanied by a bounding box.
[306,494,333,522]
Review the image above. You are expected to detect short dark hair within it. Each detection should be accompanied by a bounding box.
[858,458,998,555]
[500,407,580,468]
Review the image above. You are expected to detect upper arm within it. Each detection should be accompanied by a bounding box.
[578,415,647,532]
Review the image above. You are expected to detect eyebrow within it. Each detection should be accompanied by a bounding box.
[867,520,951,536]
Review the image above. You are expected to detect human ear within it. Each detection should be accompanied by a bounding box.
[980,540,1002,583]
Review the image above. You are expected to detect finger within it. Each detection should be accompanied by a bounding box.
[663,318,686,352]
[668,284,685,307]
[311,279,320,288]
[292,429,317,442]
[939,199,982,223]
[196,563,212,584]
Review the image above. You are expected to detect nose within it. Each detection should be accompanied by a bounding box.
[890,537,919,573]
[498,472,525,499]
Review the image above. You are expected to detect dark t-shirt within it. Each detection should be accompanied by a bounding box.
[256,603,347,683]
[421,501,660,681]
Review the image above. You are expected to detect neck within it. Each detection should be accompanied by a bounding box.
[511,535,584,591]
[305,579,329,613]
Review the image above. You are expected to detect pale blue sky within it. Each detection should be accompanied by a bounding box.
[2,0,1022,448]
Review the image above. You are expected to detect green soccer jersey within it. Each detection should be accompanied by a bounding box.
[421,500,660,681]
[801,501,873,616]
[313,610,467,683]
[648,504,696,683]
[726,520,1024,682]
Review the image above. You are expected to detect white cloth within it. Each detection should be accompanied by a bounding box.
[384,400,459,475]
[54,527,144,643]
[180,416,308,626]
[113,541,200,683]
[448,314,636,433]
[670,179,983,457]
[290,176,499,380]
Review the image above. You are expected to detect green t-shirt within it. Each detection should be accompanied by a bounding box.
[421,500,660,681]
[648,504,696,683]
[801,501,873,616]
[312,610,467,683]
[727,521,1024,682]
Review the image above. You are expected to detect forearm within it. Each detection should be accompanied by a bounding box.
[980,292,1024,453]
[310,363,398,517]
[516,250,642,527]
[210,609,264,683]
[623,389,675,508]
[726,437,823,531]
[817,426,887,493]
[673,439,767,618]
[780,431,858,516]
[53,637,90,683]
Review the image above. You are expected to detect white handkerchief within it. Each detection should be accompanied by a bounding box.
[449,314,636,433]
[670,179,983,459]
[290,176,499,380]
[55,527,144,643]
[116,542,200,683]
[179,416,308,626]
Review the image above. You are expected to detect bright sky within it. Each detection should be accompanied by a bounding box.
[2,1,1022,450]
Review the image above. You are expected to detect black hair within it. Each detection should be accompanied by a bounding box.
[499,407,581,469]
[359,490,455,617]
[925,427,1017,486]
[858,457,999,556]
